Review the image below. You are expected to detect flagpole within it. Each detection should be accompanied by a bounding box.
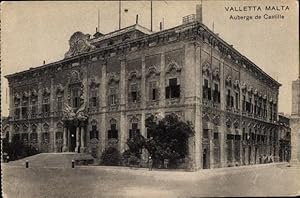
[150,0,153,31]
[119,0,121,29]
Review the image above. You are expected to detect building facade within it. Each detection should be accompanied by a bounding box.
[5,16,281,169]
[290,66,300,162]
[278,114,291,162]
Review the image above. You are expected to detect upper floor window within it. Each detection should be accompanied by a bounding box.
[31,98,38,118]
[128,83,140,103]
[149,81,158,101]
[235,92,239,109]
[213,83,220,103]
[226,89,234,108]
[42,97,50,116]
[71,88,81,108]
[166,78,180,99]
[203,79,211,100]
[90,87,98,108]
[109,87,118,105]
[57,95,63,112]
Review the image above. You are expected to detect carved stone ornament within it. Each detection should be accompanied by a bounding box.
[107,72,120,84]
[62,102,88,122]
[128,70,142,80]
[166,60,181,74]
[212,68,220,80]
[146,66,160,77]
[31,89,38,97]
[233,80,239,88]
[56,84,64,93]
[69,70,81,84]
[64,32,95,58]
[202,61,211,75]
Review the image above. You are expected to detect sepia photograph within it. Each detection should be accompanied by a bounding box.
[1,0,299,197]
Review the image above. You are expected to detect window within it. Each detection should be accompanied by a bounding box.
[149,81,158,101]
[71,88,80,108]
[203,79,211,100]
[21,97,29,119]
[15,108,20,119]
[213,83,220,103]
[30,132,37,144]
[90,125,99,139]
[57,96,63,112]
[203,129,209,139]
[129,83,139,103]
[226,90,231,107]
[31,99,37,118]
[235,92,239,109]
[42,132,49,143]
[109,87,117,105]
[214,132,219,139]
[129,123,140,139]
[108,124,118,139]
[166,78,180,99]
[42,97,50,116]
[90,88,98,108]
[242,95,246,111]
[14,98,20,119]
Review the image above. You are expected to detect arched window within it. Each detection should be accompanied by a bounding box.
[108,119,118,139]
[90,121,99,139]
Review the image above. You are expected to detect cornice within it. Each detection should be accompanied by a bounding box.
[5,22,280,89]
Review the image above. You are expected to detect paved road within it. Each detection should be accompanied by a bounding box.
[2,163,300,198]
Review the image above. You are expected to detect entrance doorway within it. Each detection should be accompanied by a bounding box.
[69,126,76,152]
[203,148,209,169]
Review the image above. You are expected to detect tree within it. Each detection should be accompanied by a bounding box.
[145,113,194,167]
[122,131,145,166]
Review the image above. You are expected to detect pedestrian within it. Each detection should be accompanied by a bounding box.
[148,156,153,171]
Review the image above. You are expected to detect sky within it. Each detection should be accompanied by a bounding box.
[1,0,299,117]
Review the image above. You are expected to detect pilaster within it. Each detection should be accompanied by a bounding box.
[119,57,126,153]
[159,52,165,108]
[100,61,107,152]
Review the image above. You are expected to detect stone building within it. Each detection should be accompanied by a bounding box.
[5,8,281,169]
[278,114,291,162]
[290,65,300,162]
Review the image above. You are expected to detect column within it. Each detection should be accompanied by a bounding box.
[63,126,68,152]
[209,128,214,168]
[80,125,86,153]
[119,57,126,153]
[75,127,80,153]
[67,128,71,152]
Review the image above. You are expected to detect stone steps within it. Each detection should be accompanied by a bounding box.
[7,153,95,168]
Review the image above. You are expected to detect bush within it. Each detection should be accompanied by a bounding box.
[122,150,140,167]
[2,136,39,161]
[100,147,121,166]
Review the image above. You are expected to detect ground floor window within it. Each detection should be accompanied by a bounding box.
[108,124,118,139]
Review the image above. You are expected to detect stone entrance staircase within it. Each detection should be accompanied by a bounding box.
[7,153,95,168]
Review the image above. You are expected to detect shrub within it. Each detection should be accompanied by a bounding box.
[2,136,39,161]
[100,147,121,166]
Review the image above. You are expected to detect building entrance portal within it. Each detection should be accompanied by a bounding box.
[69,126,77,152]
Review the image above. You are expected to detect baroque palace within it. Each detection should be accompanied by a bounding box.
[5,7,284,170]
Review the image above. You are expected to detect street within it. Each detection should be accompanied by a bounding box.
[2,163,300,197]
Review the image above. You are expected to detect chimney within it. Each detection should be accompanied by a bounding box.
[196,4,203,23]
[43,60,46,65]
[160,22,162,31]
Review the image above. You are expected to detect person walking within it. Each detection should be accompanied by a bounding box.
[148,156,153,171]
